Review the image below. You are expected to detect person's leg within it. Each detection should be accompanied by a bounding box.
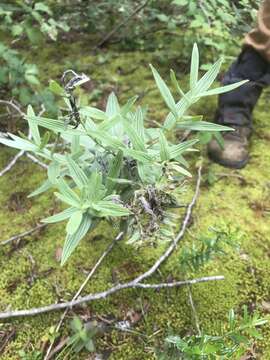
[208,0,270,169]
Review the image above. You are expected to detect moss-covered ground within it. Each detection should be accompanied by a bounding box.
[0,42,270,359]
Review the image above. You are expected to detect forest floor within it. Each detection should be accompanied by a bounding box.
[0,41,270,359]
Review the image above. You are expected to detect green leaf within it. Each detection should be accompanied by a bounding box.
[123,148,153,163]
[66,155,88,189]
[150,64,177,117]
[170,69,186,98]
[170,163,192,177]
[106,150,123,195]
[123,119,145,151]
[106,92,120,118]
[42,207,78,223]
[177,120,232,132]
[159,131,170,161]
[28,179,52,198]
[40,131,51,149]
[56,178,81,207]
[194,58,223,94]
[90,129,123,149]
[26,115,66,133]
[199,80,249,97]
[120,96,138,116]
[137,162,162,183]
[47,161,60,184]
[93,200,131,217]
[134,107,145,141]
[66,210,83,235]
[61,214,92,265]
[49,80,65,96]
[190,43,199,89]
[164,93,191,130]
[86,171,106,203]
[0,134,38,151]
[170,139,199,159]
[80,107,108,121]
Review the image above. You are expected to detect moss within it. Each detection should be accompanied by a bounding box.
[1,42,270,359]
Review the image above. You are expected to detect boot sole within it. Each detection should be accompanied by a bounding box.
[208,152,249,169]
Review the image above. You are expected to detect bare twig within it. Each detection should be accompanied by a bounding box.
[0,150,25,177]
[95,0,150,48]
[187,286,201,336]
[0,223,46,246]
[0,276,224,320]
[44,232,123,360]
[26,153,48,169]
[0,166,203,319]
[0,129,32,177]
[0,100,25,117]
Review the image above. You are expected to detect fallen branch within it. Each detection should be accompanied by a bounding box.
[44,232,123,360]
[0,276,224,320]
[95,0,150,48]
[0,223,46,246]
[0,166,203,319]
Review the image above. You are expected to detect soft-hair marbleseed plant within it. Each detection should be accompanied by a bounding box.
[0,44,247,265]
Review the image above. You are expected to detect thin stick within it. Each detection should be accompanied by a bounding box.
[95,0,150,48]
[0,223,46,246]
[0,100,25,117]
[44,232,123,360]
[26,153,48,169]
[0,276,224,320]
[0,128,32,177]
[0,166,203,319]
[0,150,25,177]
[187,286,201,336]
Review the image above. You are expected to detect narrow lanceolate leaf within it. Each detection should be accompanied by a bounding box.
[194,58,223,94]
[164,92,191,130]
[66,155,88,189]
[134,107,145,141]
[159,131,170,161]
[48,161,60,184]
[90,129,123,149]
[66,210,83,235]
[87,171,106,203]
[49,80,65,96]
[61,214,92,265]
[190,43,199,89]
[26,115,67,133]
[28,179,52,198]
[150,64,177,117]
[121,96,138,116]
[56,178,81,207]
[106,150,123,195]
[199,80,249,97]
[106,92,120,118]
[177,120,232,132]
[170,69,186,98]
[80,107,108,121]
[42,207,78,223]
[170,139,199,159]
[123,148,153,163]
[27,105,41,145]
[123,119,145,151]
[170,163,192,177]
[93,200,131,217]
[0,134,38,151]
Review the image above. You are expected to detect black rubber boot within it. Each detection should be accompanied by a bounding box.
[208,47,270,168]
